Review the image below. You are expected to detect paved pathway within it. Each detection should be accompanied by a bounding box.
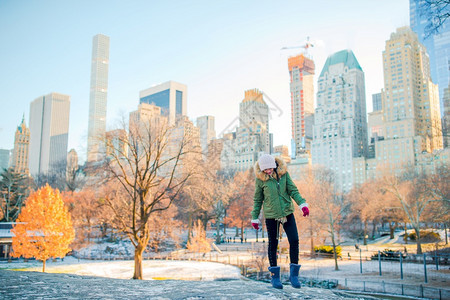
[0,269,373,299]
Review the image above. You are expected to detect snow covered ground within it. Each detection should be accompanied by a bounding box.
[0,257,242,281]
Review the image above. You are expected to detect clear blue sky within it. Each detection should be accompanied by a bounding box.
[0,0,410,162]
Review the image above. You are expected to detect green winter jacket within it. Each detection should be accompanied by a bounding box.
[251,157,306,220]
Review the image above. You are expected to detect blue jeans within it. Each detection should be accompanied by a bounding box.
[265,213,299,267]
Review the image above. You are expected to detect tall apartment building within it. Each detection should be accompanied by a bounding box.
[105,129,128,160]
[273,145,291,164]
[87,34,110,163]
[410,0,450,117]
[173,116,202,167]
[367,93,384,158]
[29,93,70,175]
[196,116,216,156]
[372,93,382,112]
[354,27,445,185]
[221,89,269,171]
[129,102,165,131]
[443,85,450,147]
[381,27,442,153]
[11,116,30,174]
[239,89,270,153]
[311,50,368,192]
[139,81,187,125]
[127,103,166,159]
[288,54,315,156]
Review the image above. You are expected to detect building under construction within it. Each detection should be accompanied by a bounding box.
[288,54,315,157]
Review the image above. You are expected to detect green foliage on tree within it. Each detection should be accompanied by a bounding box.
[0,168,31,222]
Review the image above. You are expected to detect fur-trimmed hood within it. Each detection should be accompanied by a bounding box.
[254,157,287,181]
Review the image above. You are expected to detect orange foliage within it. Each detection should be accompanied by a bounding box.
[11,184,75,272]
[62,189,105,249]
[225,169,254,230]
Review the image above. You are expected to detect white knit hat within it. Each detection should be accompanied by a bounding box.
[258,154,276,171]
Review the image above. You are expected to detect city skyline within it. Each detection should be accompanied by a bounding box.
[0,1,411,162]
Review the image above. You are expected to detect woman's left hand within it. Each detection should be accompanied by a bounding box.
[301,206,309,217]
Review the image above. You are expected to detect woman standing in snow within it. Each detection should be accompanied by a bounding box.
[251,154,309,289]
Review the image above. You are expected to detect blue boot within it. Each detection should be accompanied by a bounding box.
[268,266,283,289]
[289,263,301,288]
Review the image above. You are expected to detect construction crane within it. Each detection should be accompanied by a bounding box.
[281,36,314,56]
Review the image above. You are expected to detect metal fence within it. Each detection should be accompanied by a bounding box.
[337,278,450,300]
[296,250,450,284]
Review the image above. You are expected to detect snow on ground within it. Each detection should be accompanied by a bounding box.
[0,257,242,281]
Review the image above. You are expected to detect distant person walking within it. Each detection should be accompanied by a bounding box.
[251,154,309,289]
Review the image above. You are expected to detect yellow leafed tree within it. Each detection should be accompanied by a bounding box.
[11,184,75,272]
[187,220,211,253]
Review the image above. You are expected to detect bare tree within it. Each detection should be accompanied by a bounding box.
[65,164,86,192]
[347,181,379,245]
[424,164,450,244]
[309,167,345,270]
[419,0,450,38]
[382,166,439,254]
[295,167,327,255]
[98,118,196,279]
[62,189,102,249]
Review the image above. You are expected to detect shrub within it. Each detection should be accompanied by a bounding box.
[314,245,342,257]
[371,249,406,261]
[408,231,441,243]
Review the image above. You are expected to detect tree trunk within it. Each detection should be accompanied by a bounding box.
[202,214,208,232]
[235,227,239,237]
[240,224,244,242]
[223,221,226,235]
[133,244,145,280]
[223,209,227,235]
[371,221,376,240]
[363,221,368,245]
[215,218,221,244]
[444,223,448,245]
[404,222,408,244]
[415,228,422,254]
[187,211,193,244]
[331,233,339,271]
[389,222,395,239]
[42,259,46,272]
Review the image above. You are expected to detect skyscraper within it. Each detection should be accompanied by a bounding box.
[381,27,442,153]
[410,0,450,117]
[288,54,315,156]
[221,89,269,171]
[311,50,368,192]
[87,34,110,163]
[11,116,30,174]
[372,93,382,112]
[354,27,446,184]
[139,81,187,125]
[129,102,165,131]
[443,85,450,147]
[29,93,71,175]
[239,89,270,153]
[196,116,216,156]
